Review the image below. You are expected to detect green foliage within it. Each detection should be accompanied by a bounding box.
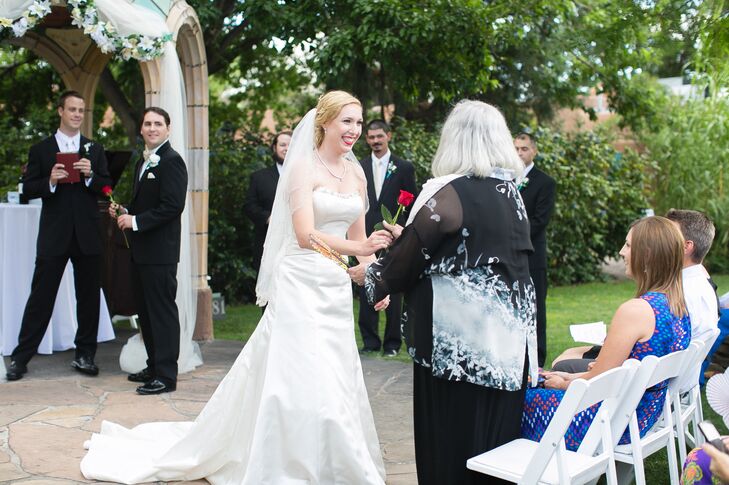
[536,127,655,285]
[387,117,441,184]
[207,130,271,303]
[0,48,60,196]
[639,69,729,272]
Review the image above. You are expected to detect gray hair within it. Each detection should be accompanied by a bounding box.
[431,100,524,178]
[665,209,716,263]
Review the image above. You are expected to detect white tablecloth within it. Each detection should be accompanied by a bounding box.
[0,203,114,356]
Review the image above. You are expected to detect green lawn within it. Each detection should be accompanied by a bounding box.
[214,274,729,484]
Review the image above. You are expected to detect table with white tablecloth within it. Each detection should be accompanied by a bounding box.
[0,203,114,356]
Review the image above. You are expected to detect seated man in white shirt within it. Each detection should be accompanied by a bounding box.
[551,209,718,392]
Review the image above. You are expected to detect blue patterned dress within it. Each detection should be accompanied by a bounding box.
[521,292,691,451]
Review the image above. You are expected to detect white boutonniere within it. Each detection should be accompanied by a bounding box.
[385,163,397,180]
[517,177,530,191]
[80,141,93,158]
[148,153,160,168]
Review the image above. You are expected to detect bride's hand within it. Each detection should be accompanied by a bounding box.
[374,295,390,311]
[347,263,369,286]
[382,221,403,240]
[360,230,392,256]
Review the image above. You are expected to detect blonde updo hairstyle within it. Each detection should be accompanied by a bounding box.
[314,90,361,147]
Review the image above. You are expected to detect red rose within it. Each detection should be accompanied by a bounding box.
[397,190,415,207]
[102,185,113,197]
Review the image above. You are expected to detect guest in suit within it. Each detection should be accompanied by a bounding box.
[243,130,291,272]
[515,132,556,368]
[359,120,418,356]
[6,90,112,381]
[110,107,187,395]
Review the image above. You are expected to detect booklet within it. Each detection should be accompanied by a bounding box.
[56,152,81,184]
[569,321,607,345]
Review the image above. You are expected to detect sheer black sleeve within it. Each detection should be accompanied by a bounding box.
[365,183,462,304]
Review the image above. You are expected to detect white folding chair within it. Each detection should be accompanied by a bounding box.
[467,364,634,484]
[667,337,715,465]
[609,349,691,485]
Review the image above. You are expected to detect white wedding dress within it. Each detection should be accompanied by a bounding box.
[81,188,386,484]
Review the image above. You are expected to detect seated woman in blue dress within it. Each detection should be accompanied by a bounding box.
[521,215,691,451]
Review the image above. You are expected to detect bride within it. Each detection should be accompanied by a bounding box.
[80,91,393,484]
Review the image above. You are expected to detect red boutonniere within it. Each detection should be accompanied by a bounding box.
[375,189,415,230]
[102,185,129,248]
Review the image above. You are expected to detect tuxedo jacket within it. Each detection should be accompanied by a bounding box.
[128,141,188,265]
[361,154,418,235]
[23,135,112,258]
[243,165,279,270]
[520,165,556,270]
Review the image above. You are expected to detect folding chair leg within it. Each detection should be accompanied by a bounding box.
[666,432,680,485]
[605,457,618,485]
[694,395,705,447]
[675,410,688,466]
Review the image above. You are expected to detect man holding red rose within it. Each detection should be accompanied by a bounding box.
[360,119,418,356]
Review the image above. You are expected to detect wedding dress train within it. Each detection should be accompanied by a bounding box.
[81,189,386,484]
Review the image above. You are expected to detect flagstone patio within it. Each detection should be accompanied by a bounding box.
[0,329,416,484]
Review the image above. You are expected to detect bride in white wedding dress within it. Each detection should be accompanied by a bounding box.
[80,91,394,484]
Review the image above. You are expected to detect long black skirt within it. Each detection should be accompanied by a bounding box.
[413,362,528,485]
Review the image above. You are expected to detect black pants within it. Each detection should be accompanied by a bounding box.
[532,267,548,367]
[413,363,528,485]
[12,233,100,366]
[132,263,179,386]
[357,286,402,351]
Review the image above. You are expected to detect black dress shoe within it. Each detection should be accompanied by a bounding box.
[128,368,153,383]
[136,379,176,395]
[71,356,99,376]
[6,361,27,381]
[359,347,379,354]
[383,349,399,357]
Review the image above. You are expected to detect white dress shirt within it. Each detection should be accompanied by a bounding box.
[372,150,391,200]
[679,263,720,392]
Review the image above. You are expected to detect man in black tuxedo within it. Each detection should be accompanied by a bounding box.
[515,132,556,368]
[243,130,291,272]
[359,120,418,356]
[111,107,187,395]
[6,91,112,381]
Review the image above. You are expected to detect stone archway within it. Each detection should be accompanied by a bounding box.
[10,29,110,134]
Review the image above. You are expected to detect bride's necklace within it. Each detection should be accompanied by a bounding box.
[315,150,347,182]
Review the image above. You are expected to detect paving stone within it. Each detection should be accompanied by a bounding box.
[83,392,188,432]
[25,405,97,423]
[0,405,46,427]
[168,399,206,417]
[0,461,28,482]
[2,380,97,407]
[8,422,88,481]
[0,448,9,463]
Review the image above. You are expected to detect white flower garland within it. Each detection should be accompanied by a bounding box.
[0,0,171,61]
[0,0,52,38]
[68,0,171,61]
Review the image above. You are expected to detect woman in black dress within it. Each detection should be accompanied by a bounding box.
[350,100,537,485]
